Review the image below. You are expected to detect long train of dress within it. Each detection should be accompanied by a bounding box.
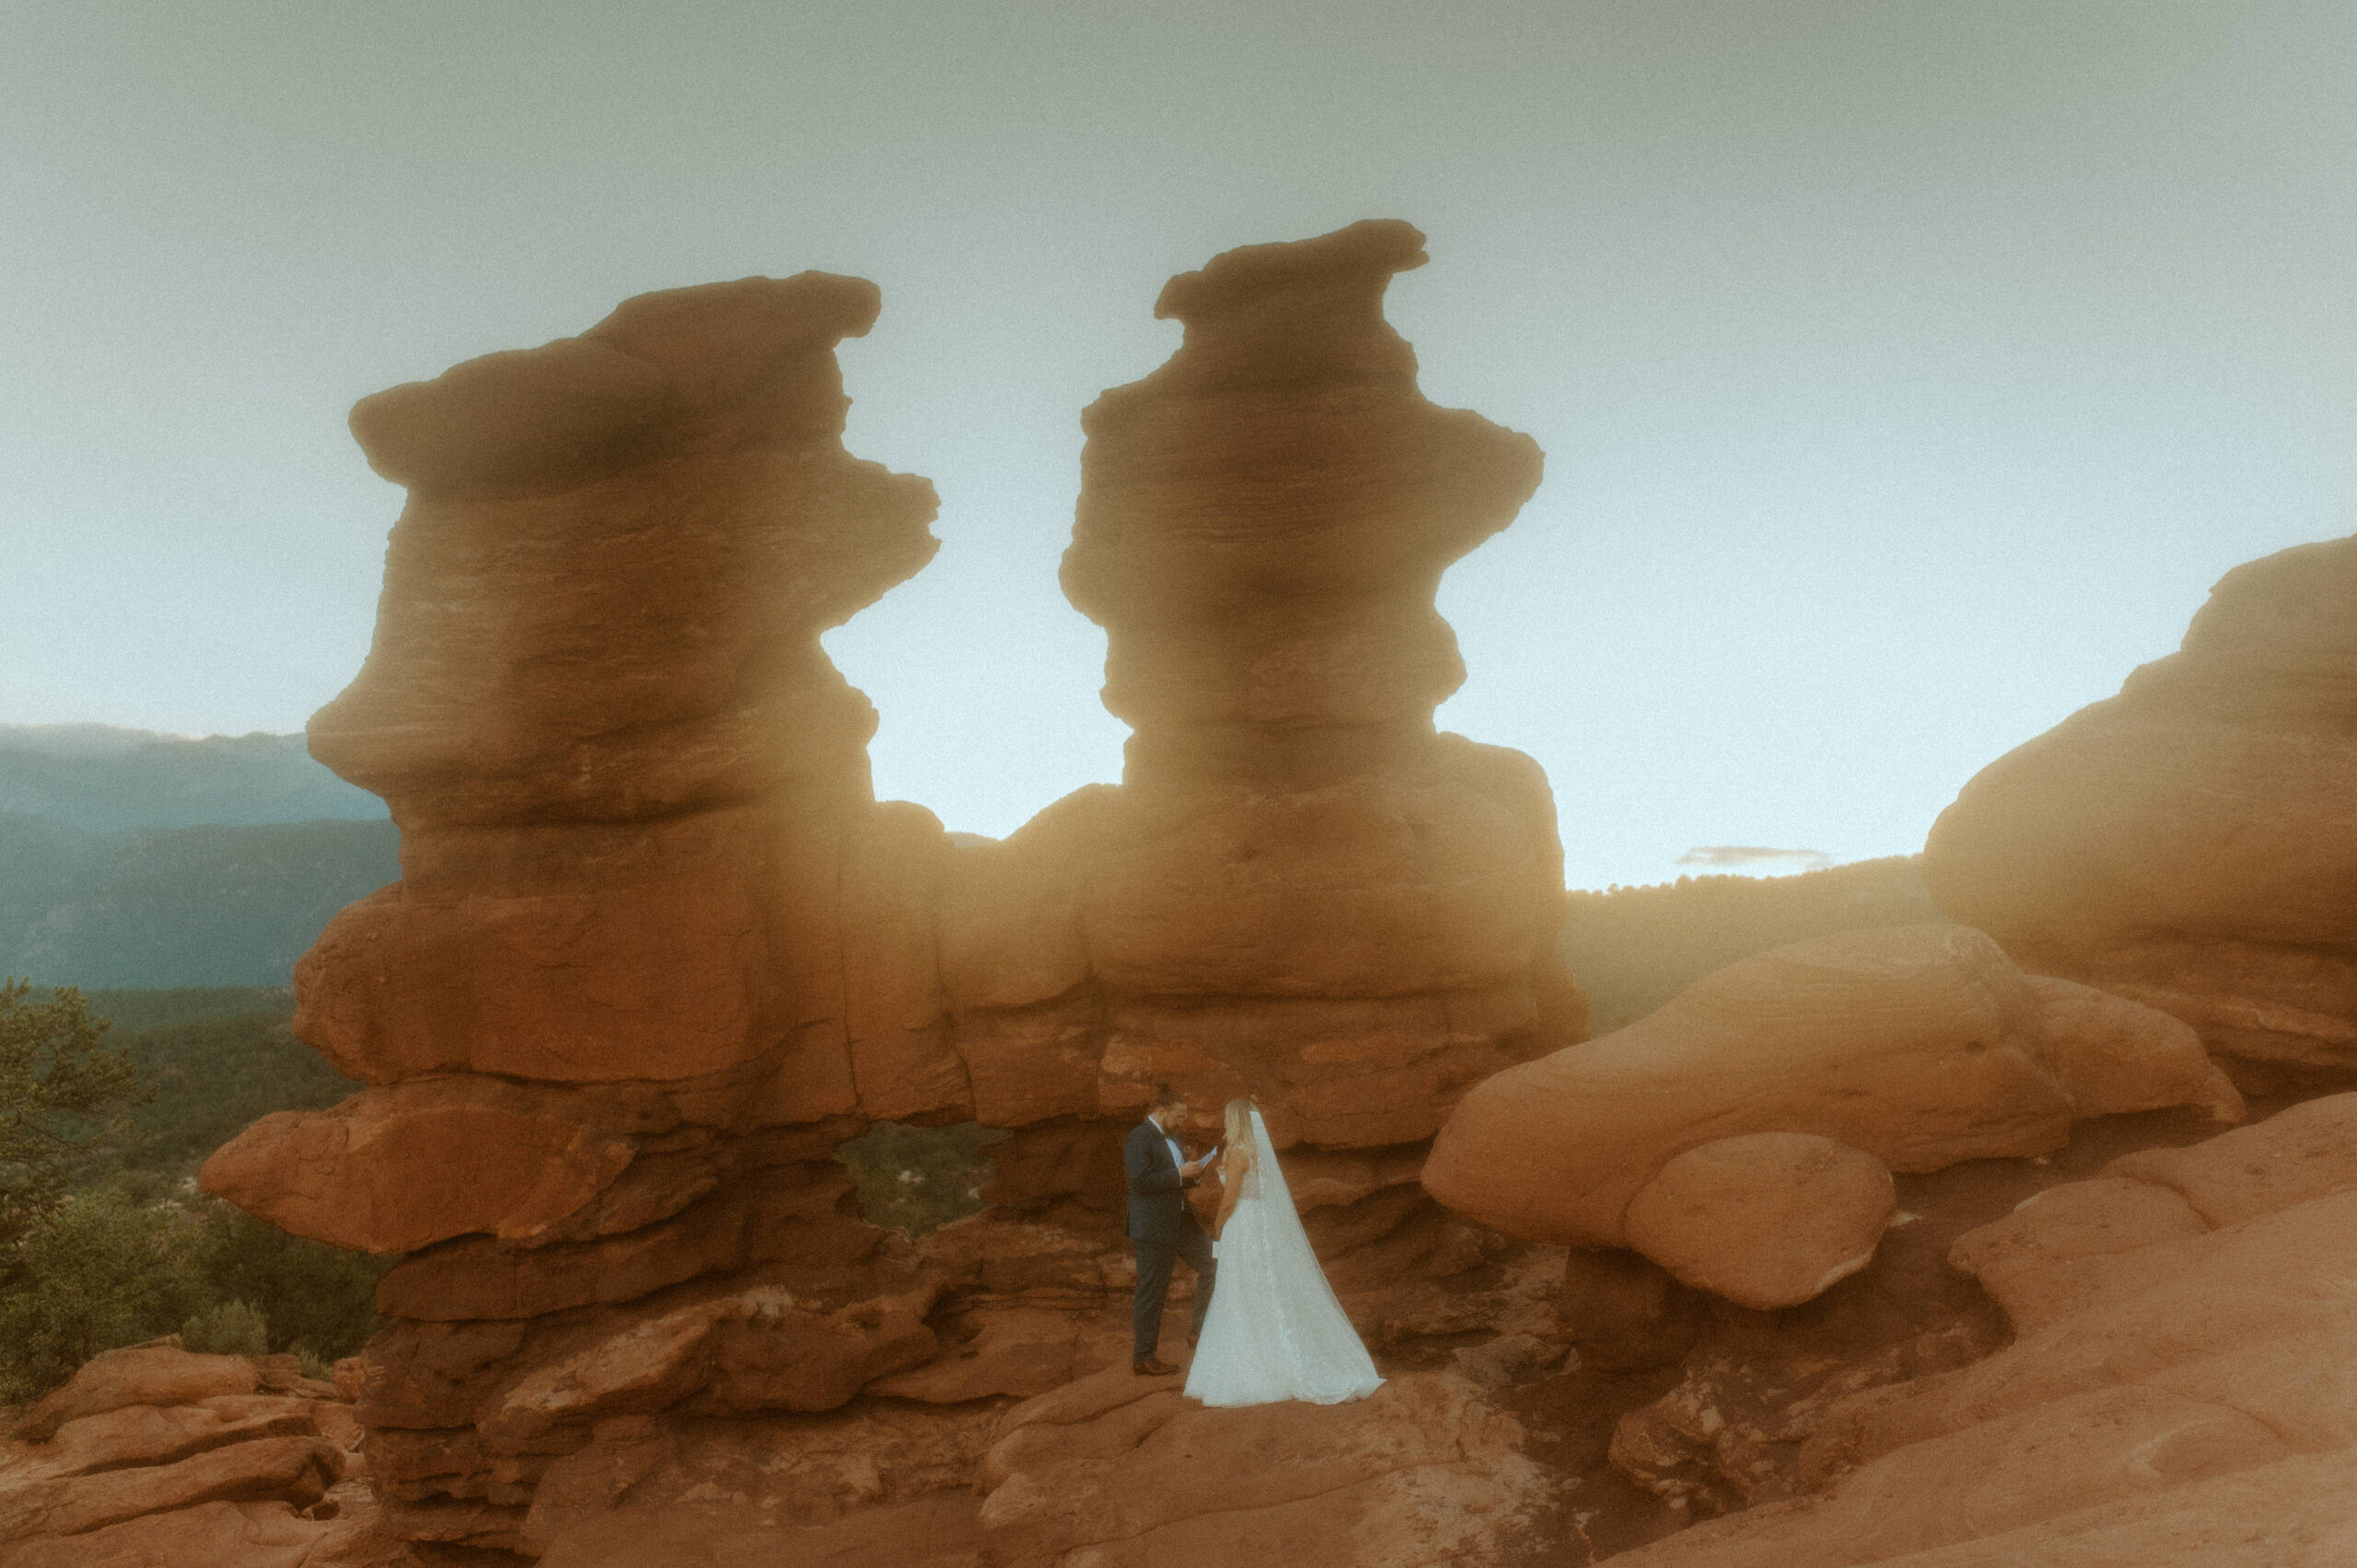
[1184,1107,1383,1408]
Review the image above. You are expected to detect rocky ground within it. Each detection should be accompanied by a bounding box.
[0,1342,386,1567]
[8,1087,2354,1565]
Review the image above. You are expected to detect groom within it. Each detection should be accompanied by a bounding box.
[1125,1084,1216,1376]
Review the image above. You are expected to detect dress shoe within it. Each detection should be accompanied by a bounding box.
[1132,1357,1178,1376]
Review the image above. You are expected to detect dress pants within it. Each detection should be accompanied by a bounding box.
[1132,1226,1216,1361]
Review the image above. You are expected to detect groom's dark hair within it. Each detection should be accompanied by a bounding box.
[1149,1083,1185,1109]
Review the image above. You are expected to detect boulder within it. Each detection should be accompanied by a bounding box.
[291,269,948,1095]
[1064,220,1541,755]
[0,1434,341,1543]
[11,1347,260,1444]
[1605,1096,2357,1565]
[203,227,1596,1559]
[2102,1088,2357,1225]
[1924,534,2357,1077]
[34,1399,319,1481]
[2025,975,2244,1121]
[1623,1133,1896,1310]
[1425,924,2240,1304]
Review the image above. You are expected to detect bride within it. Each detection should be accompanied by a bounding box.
[1184,1098,1385,1407]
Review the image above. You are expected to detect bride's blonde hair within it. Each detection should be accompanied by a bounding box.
[1223,1098,1256,1156]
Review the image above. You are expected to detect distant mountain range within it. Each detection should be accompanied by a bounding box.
[0,726,397,988]
[0,725,386,832]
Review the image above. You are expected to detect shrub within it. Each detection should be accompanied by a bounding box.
[180,1297,270,1357]
[0,981,145,1251]
[0,1189,206,1399]
[836,1121,1011,1236]
[192,1200,388,1362]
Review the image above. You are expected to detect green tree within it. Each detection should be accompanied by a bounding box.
[0,980,145,1249]
[192,1199,388,1362]
[0,1188,208,1399]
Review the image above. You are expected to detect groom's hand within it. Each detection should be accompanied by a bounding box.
[1180,1156,1210,1179]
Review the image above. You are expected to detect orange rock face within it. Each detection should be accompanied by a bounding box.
[946,220,1581,1149]
[1924,535,2357,1083]
[0,1345,383,1567]
[200,229,1580,1562]
[1423,924,2242,1303]
[970,1365,1551,1567]
[295,272,947,1094]
[1622,1132,1897,1311]
[1610,1095,2357,1567]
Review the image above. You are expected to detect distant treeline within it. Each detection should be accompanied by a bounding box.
[1559,854,1946,1034]
[0,816,398,988]
[59,990,360,1185]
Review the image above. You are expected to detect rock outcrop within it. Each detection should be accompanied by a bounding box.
[196,226,1579,1560]
[1424,923,2242,1308]
[971,1365,1555,1566]
[943,216,1579,1152]
[1608,1093,2357,1566]
[1923,535,2357,1087]
[0,1342,383,1567]
[192,273,972,1555]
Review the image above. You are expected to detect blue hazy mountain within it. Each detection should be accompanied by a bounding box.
[1,817,399,988]
[0,726,397,987]
[0,725,386,832]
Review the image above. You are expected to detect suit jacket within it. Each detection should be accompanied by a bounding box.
[1124,1119,1202,1244]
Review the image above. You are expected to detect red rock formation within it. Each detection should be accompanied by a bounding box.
[1608,1095,2357,1566]
[1924,534,2357,1086]
[292,273,950,1098]
[191,275,977,1557]
[969,1365,1553,1566]
[927,226,1582,1372]
[1425,924,2242,1308]
[196,228,1582,1561]
[0,1343,384,1566]
[942,220,1577,1153]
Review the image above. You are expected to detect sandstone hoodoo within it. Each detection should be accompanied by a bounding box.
[1423,923,2243,1308]
[1923,533,2357,1089]
[199,273,979,1556]
[948,216,1583,1150]
[195,226,1585,1562]
[296,269,950,1097]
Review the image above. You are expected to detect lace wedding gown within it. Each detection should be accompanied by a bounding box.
[1184,1106,1384,1408]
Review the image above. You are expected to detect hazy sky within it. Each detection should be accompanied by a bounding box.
[6,1,2354,888]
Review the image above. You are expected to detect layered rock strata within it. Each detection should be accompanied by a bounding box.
[201,274,970,1556]
[1424,923,2243,1308]
[0,1342,383,1567]
[1923,534,2357,1086]
[201,226,1578,1559]
[946,217,1579,1151]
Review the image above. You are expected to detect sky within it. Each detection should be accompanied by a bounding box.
[4,1,2354,889]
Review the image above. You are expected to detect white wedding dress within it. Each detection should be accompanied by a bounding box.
[1184,1106,1384,1408]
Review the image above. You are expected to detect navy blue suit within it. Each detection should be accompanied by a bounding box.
[1126,1118,1216,1361]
